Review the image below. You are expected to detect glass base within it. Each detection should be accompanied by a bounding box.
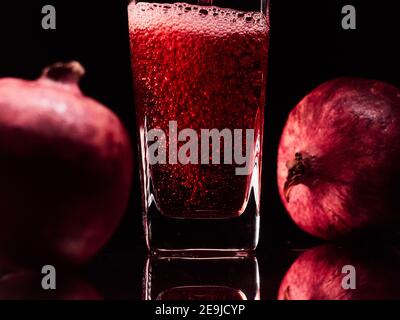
[144,190,260,253]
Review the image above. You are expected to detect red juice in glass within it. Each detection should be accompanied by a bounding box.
[128,1,269,252]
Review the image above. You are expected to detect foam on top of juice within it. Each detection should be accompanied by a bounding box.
[128,2,268,35]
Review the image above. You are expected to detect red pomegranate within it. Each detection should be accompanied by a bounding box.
[277,78,400,240]
[0,62,132,265]
[278,244,400,300]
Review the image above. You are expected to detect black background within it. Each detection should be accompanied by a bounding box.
[0,0,399,300]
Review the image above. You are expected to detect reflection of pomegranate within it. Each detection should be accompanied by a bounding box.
[278,245,400,300]
[0,62,133,265]
[277,78,400,239]
[0,270,102,300]
[0,258,101,300]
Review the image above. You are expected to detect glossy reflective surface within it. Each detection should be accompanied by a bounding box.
[2,242,398,300]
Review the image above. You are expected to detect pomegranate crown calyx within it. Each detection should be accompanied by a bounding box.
[41,61,86,85]
[284,152,309,202]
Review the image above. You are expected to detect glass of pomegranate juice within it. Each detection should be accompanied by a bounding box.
[128,0,270,253]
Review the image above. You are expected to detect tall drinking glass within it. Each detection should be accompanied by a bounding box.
[128,0,270,253]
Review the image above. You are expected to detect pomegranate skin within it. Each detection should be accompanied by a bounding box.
[277,78,400,240]
[278,245,400,300]
[0,62,133,265]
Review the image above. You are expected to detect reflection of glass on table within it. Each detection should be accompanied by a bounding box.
[143,255,260,300]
